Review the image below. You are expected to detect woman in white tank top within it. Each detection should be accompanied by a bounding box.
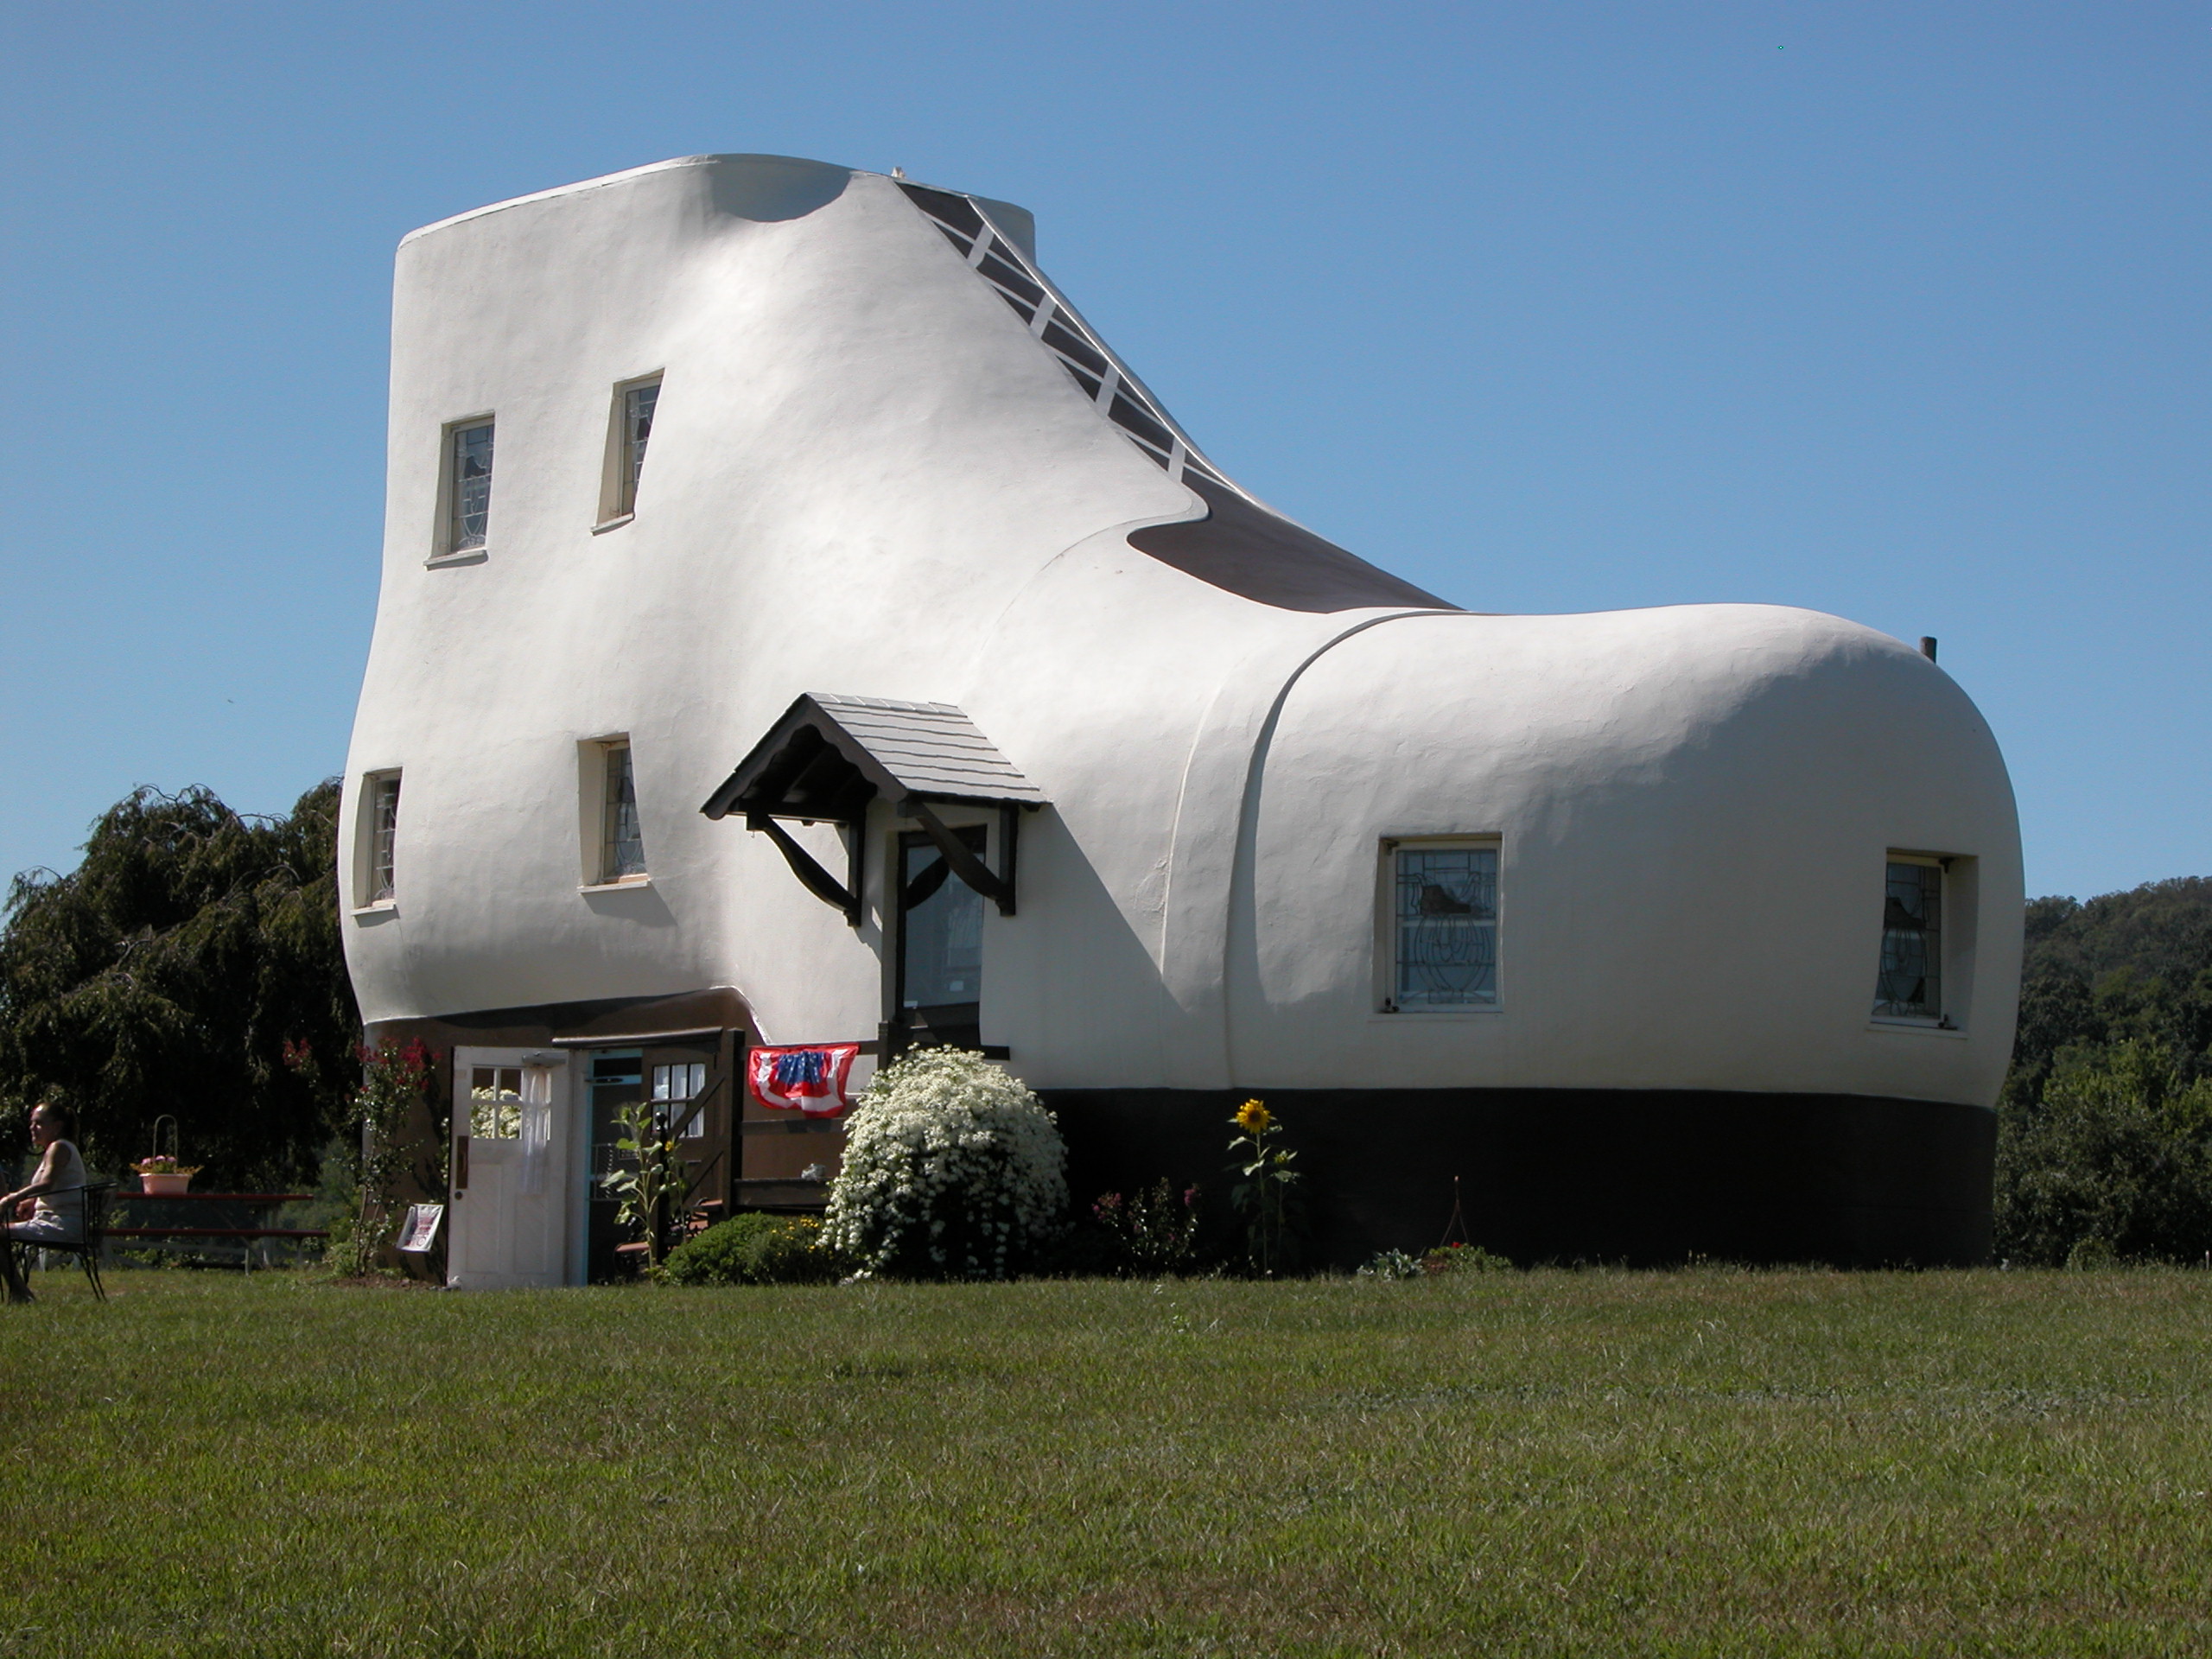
[2,1102,89,1304]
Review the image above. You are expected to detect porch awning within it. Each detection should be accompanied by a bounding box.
[700,695,1046,926]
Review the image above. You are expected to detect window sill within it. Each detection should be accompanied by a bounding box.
[1370,1005,1504,1021]
[590,513,635,536]
[425,548,488,569]
[578,876,652,894]
[352,901,398,919]
[1867,1017,1967,1038]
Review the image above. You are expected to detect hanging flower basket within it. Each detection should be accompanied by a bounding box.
[132,1157,201,1197]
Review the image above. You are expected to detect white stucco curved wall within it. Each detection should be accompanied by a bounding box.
[343,154,2022,1110]
[1231,605,2021,1102]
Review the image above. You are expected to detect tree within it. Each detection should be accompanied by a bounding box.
[0,783,359,1187]
[1996,876,2212,1262]
[1998,1040,2212,1264]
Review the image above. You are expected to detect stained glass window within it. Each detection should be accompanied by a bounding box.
[621,381,658,513]
[1874,861,1942,1020]
[1394,845,1498,1007]
[600,742,645,880]
[448,420,494,551]
[367,773,400,903]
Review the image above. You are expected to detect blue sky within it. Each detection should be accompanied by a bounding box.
[3,2,2206,902]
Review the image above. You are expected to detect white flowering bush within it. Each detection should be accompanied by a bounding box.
[823,1047,1067,1280]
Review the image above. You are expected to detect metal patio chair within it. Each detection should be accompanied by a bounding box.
[8,1182,114,1302]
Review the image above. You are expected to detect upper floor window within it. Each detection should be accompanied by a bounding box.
[620,379,658,514]
[446,419,494,553]
[597,375,662,527]
[599,741,646,881]
[1874,858,1943,1021]
[362,772,401,906]
[1387,840,1499,1010]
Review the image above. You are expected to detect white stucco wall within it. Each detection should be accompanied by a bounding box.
[343,154,2022,1109]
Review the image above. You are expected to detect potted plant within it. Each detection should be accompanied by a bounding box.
[131,1154,202,1197]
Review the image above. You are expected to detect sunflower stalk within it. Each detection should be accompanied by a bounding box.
[1226,1097,1301,1277]
[607,1098,690,1271]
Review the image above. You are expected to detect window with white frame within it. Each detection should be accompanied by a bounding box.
[598,741,646,882]
[1874,858,1944,1021]
[468,1066,523,1139]
[363,772,401,906]
[445,419,494,553]
[1387,840,1500,1009]
[652,1061,708,1139]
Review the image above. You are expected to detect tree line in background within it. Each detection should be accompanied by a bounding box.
[1994,877,2212,1264]
[2,782,2209,1265]
[0,784,359,1188]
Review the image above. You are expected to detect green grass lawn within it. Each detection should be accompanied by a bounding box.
[3,1267,2209,1657]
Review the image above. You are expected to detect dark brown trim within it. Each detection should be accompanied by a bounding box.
[1128,474,1460,614]
[1044,1086,1996,1270]
[548,1027,726,1047]
[906,798,1014,915]
[365,987,752,1052]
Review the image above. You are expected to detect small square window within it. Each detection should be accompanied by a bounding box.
[1874,859,1943,1021]
[599,741,646,882]
[362,772,401,906]
[469,1067,523,1139]
[1389,841,1499,1009]
[446,419,494,552]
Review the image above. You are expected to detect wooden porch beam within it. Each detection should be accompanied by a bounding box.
[749,814,861,927]
[905,798,1016,916]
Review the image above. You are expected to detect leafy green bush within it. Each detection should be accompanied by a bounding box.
[1423,1243,1513,1274]
[1357,1248,1423,1281]
[659,1213,841,1286]
[743,1216,841,1284]
[1995,878,2212,1265]
[1091,1179,1201,1276]
[1997,1040,2212,1264]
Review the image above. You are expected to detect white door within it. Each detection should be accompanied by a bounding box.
[448,1047,572,1288]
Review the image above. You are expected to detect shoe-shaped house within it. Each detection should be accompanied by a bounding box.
[340,155,2023,1285]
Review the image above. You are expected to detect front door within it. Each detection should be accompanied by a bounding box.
[645,1040,732,1220]
[448,1047,571,1289]
[895,824,986,1051]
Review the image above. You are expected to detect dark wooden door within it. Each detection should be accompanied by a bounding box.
[642,1039,731,1219]
[893,824,986,1052]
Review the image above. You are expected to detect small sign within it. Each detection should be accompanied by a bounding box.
[396,1203,445,1253]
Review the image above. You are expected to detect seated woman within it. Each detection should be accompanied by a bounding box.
[2,1103,88,1304]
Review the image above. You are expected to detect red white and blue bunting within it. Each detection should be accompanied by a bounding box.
[746,1044,859,1116]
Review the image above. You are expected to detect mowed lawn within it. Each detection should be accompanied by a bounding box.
[3,1268,2210,1657]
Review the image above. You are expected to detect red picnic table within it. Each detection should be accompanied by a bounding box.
[107,1191,327,1268]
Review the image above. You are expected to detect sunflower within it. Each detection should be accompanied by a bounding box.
[1233,1097,1272,1135]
